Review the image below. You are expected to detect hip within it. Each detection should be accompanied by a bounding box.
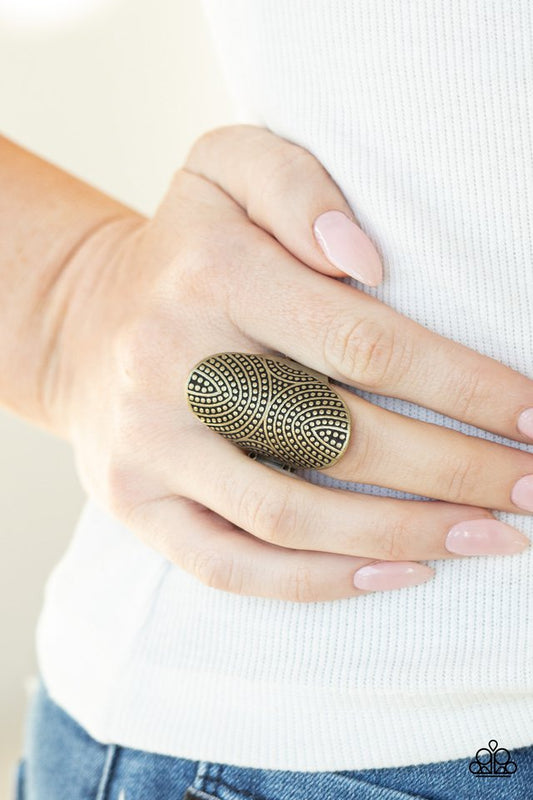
[14,677,533,800]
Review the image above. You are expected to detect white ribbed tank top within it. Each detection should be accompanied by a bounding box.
[36,0,533,771]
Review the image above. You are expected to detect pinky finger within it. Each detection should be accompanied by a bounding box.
[128,495,435,602]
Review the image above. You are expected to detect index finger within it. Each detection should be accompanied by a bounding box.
[183,124,384,286]
[182,138,533,445]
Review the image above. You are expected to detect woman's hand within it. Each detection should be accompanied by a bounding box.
[47,125,532,602]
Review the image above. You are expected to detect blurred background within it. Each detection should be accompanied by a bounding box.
[0,0,233,795]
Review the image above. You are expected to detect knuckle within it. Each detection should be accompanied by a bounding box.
[187,548,241,593]
[269,142,320,186]
[280,564,318,603]
[184,126,224,167]
[166,166,191,200]
[239,482,299,545]
[184,125,263,178]
[184,125,247,165]
[247,142,320,220]
[440,452,479,501]
[176,218,245,296]
[448,367,487,419]
[174,238,211,286]
[323,315,402,388]
[378,518,411,561]
[114,314,167,388]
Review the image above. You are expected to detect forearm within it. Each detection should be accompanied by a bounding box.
[0,135,143,432]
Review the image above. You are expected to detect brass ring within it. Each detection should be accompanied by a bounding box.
[185,352,352,471]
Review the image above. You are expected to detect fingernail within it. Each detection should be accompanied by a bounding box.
[445,518,529,555]
[353,561,434,591]
[313,210,383,286]
[517,408,533,440]
[511,474,533,512]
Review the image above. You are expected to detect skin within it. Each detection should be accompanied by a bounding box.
[1,125,532,602]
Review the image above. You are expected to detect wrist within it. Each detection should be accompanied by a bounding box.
[37,213,146,438]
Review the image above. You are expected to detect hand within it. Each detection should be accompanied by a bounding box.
[48,125,532,602]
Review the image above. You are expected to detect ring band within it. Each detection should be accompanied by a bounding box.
[185,352,352,470]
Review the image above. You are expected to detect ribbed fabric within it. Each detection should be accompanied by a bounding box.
[36,0,533,771]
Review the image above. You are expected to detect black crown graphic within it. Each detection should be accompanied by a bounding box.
[469,740,517,776]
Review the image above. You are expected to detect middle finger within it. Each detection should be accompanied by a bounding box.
[325,387,533,515]
[227,230,533,445]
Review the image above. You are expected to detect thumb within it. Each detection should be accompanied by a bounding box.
[183,124,383,287]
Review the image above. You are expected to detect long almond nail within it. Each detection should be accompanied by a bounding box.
[353,561,434,591]
[511,474,533,512]
[313,210,383,286]
[517,408,533,440]
[445,519,529,555]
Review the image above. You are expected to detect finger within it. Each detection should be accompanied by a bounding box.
[128,495,435,602]
[183,124,383,286]
[122,268,533,510]
[168,428,528,562]
[326,387,533,515]
[224,233,533,445]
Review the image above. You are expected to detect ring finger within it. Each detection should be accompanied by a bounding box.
[168,427,529,562]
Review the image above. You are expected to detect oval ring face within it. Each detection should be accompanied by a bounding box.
[185,352,352,470]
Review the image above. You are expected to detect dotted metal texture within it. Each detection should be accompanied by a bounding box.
[186,352,351,470]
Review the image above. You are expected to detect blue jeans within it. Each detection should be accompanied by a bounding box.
[13,678,533,800]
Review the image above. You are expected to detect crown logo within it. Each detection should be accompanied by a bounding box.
[468,740,517,776]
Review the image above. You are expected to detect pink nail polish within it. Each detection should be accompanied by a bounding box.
[313,210,383,286]
[353,561,434,591]
[517,408,533,440]
[445,518,529,555]
[511,474,533,512]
